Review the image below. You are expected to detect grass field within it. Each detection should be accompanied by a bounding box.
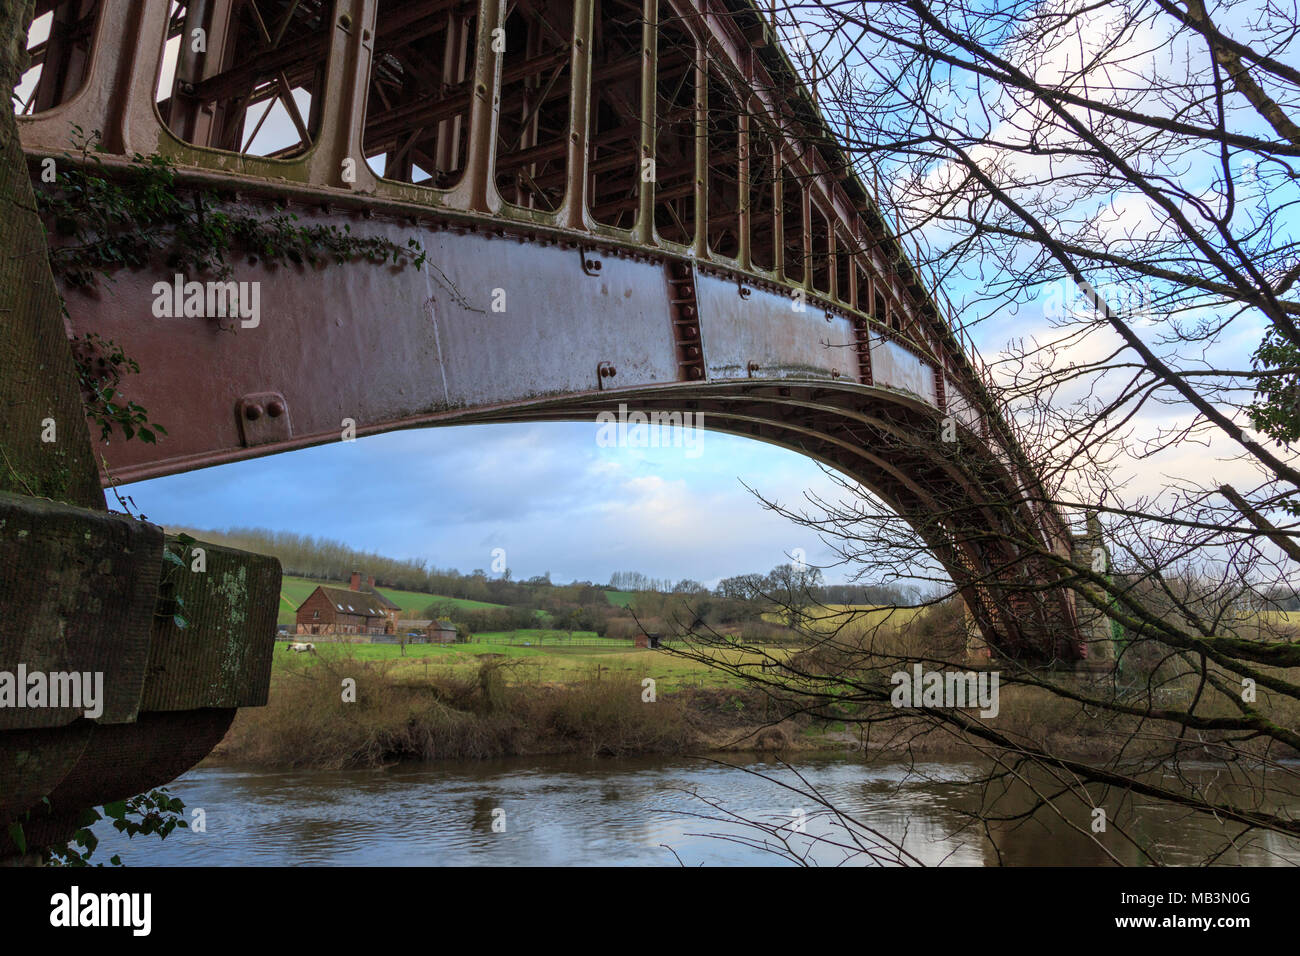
[273,629,780,692]
[761,604,926,632]
[277,575,507,626]
[1259,610,1300,629]
[604,590,636,607]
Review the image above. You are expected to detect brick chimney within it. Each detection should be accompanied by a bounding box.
[350,570,360,591]
[368,575,375,589]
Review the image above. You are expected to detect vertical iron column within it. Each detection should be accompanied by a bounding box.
[692,30,707,257]
[636,0,656,244]
[565,0,594,230]
[737,107,750,271]
[466,0,505,213]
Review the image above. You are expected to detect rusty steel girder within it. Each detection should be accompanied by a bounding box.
[16,0,1086,661]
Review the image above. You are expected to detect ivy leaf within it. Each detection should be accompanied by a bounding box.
[8,822,26,855]
[75,806,102,828]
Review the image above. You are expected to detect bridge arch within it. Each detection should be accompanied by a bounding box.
[16,0,1086,661]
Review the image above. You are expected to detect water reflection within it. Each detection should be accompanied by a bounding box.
[90,755,1300,866]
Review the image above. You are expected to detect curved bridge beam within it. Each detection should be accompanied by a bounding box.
[16,0,1085,662]
[49,194,1081,662]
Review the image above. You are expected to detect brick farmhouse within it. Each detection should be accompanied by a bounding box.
[296,572,402,637]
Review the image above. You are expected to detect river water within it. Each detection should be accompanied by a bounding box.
[92,755,1300,866]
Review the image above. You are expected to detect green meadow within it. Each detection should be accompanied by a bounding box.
[272,629,780,692]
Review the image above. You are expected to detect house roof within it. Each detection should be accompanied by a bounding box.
[311,586,390,618]
[364,586,402,610]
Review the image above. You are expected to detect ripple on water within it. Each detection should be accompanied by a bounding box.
[89,755,1300,867]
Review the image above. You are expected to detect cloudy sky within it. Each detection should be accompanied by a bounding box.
[122,423,855,588]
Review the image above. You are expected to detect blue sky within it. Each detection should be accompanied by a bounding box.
[121,423,856,588]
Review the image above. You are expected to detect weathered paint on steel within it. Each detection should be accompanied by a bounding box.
[870,334,938,405]
[696,272,857,382]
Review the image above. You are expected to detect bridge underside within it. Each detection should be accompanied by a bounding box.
[15,0,1088,662]
[0,0,1096,862]
[52,191,1084,663]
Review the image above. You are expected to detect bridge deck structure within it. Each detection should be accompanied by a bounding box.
[16,0,1089,661]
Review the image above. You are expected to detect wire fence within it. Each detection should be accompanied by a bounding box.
[473,635,637,648]
[465,634,803,649]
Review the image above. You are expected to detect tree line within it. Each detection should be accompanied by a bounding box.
[174,527,913,608]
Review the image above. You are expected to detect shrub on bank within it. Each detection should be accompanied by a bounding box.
[213,650,700,768]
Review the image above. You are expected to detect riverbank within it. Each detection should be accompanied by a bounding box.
[208,643,1144,769]
[210,649,825,768]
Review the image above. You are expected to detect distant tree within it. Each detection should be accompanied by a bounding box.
[576,584,608,606]
[561,606,589,637]
[716,573,764,600]
[421,600,456,621]
[763,563,825,628]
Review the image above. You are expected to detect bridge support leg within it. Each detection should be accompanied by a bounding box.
[0,6,282,860]
[1070,513,1118,674]
[0,494,281,858]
